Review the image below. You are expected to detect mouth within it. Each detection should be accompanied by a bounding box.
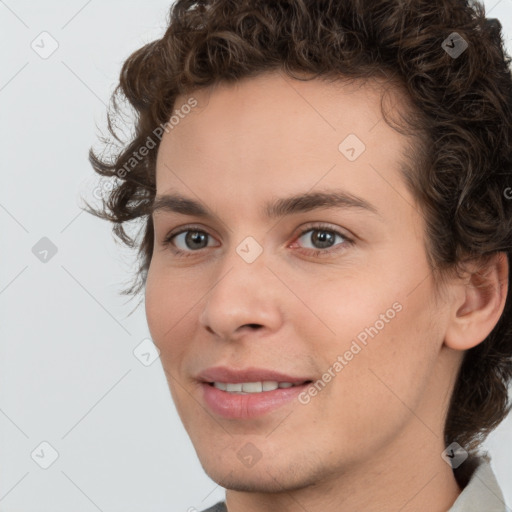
[197,366,315,419]
[206,380,313,394]
[199,381,314,419]
[197,365,313,386]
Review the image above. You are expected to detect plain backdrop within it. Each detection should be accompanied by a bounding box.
[1,1,511,511]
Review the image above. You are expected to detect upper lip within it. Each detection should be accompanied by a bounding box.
[197,366,313,384]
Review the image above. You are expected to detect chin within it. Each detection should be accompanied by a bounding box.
[204,468,298,493]
[199,455,321,494]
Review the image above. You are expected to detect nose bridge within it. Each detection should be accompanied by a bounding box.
[214,231,269,295]
[198,235,283,338]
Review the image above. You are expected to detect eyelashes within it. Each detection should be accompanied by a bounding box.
[161,223,354,259]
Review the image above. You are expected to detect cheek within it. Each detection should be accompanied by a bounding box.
[144,264,192,354]
[145,265,200,411]
[291,280,441,455]
[144,267,168,344]
[302,265,441,395]
[144,262,218,386]
[349,293,439,411]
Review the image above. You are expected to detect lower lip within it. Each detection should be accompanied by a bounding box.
[201,382,311,419]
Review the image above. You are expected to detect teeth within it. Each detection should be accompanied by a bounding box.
[212,381,303,393]
[262,381,279,391]
[225,383,243,392]
[241,382,262,393]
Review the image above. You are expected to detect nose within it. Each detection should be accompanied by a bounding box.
[198,249,284,342]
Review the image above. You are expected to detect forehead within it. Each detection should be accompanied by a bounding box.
[154,71,417,218]
[167,72,404,143]
[168,70,410,133]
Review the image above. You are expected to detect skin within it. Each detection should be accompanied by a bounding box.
[144,70,508,512]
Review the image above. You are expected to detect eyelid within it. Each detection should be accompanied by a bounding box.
[163,223,220,248]
[291,221,354,244]
[161,222,354,256]
[164,222,217,238]
[287,223,354,257]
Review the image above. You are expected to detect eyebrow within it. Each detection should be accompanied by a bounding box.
[150,189,380,220]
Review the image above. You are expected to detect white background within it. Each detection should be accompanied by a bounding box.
[1,1,511,511]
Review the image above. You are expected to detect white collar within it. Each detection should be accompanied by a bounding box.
[448,453,508,512]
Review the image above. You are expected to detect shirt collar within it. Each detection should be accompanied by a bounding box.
[448,453,508,512]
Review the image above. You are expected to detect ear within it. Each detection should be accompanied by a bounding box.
[444,252,509,351]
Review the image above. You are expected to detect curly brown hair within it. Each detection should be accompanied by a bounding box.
[85,0,512,459]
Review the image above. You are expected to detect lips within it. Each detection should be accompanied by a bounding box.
[197,366,314,419]
[201,380,312,419]
[197,366,312,385]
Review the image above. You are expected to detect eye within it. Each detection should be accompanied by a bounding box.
[292,224,353,256]
[162,226,219,256]
[161,223,353,258]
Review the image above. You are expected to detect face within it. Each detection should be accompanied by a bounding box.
[145,71,457,492]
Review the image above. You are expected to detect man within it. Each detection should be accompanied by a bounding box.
[86,0,512,510]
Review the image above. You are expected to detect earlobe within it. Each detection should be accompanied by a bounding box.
[444,252,509,351]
